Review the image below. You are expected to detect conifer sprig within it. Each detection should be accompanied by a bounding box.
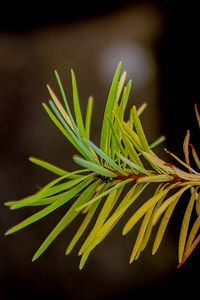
[5,62,200,269]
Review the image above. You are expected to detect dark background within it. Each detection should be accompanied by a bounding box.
[1,1,199,299]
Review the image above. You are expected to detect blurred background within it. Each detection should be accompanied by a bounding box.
[0,1,199,299]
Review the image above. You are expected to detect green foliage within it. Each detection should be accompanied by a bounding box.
[5,62,200,269]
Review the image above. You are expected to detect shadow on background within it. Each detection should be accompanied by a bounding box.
[0,1,199,299]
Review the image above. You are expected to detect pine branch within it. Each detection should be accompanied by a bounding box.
[5,62,200,269]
